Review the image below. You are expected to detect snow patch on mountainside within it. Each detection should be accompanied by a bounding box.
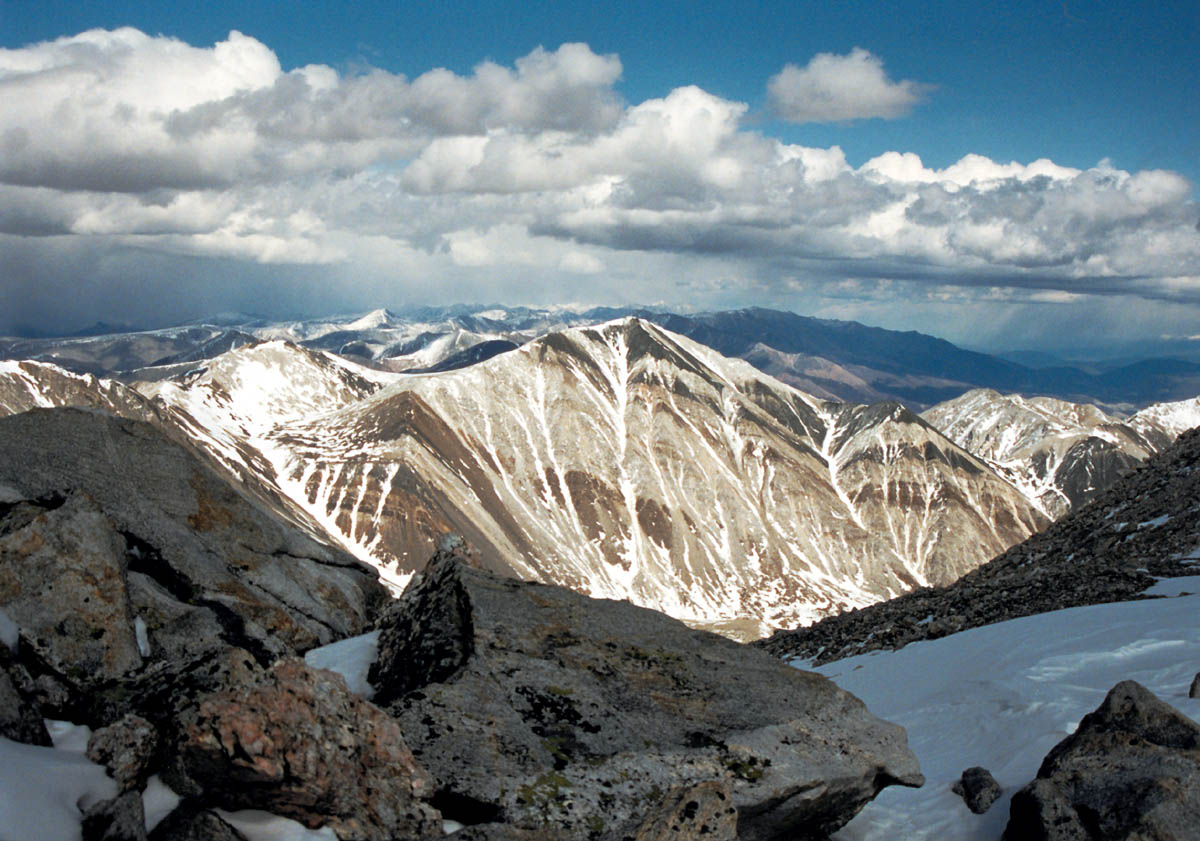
[1133,395,1200,437]
[923,388,1170,517]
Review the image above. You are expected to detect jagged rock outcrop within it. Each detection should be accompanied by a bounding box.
[373,552,924,841]
[0,408,386,718]
[1002,680,1200,840]
[951,766,1002,815]
[759,426,1200,664]
[163,657,441,841]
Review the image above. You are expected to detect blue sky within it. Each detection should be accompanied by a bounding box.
[1,0,1198,355]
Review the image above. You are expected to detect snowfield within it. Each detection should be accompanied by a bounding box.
[805,589,1200,840]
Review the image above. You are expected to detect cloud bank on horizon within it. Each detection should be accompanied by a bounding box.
[1,27,1198,351]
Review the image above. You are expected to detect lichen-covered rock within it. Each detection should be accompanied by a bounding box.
[164,657,441,841]
[1002,680,1200,841]
[951,766,1002,815]
[375,553,923,841]
[87,714,159,792]
[0,492,144,684]
[633,781,738,841]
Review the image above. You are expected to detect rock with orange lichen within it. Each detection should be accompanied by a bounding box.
[164,657,441,841]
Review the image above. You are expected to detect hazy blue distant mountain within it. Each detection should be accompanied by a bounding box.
[5,304,1200,409]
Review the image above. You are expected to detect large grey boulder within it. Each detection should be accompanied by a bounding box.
[372,553,923,841]
[0,408,387,716]
[0,492,144,683]
[1003,680,1200,840]
[163,657,441,841]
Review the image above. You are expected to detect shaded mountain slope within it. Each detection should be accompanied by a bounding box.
[759,425,1200,663]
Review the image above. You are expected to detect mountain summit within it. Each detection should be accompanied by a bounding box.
[222,318,1046,637]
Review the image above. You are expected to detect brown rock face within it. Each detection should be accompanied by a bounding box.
[1003,680,1200,841]
[165,657,441,841]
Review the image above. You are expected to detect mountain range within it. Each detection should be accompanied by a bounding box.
[3,308,1200,639]
[7,305,1200,409]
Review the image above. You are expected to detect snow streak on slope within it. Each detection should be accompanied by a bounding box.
[133,341,410,572]
[805,592,1200,841]
[923,388,1169,517]
[0,359,153,419]
[265,319,1045,636]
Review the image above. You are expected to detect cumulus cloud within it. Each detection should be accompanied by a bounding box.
[767,48,931,123]
[0,27,1198,343]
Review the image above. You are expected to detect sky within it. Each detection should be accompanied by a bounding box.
[1,0,1198,356]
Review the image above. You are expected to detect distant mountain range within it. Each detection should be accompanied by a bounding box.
[3,306,1199,639]
[5,305,1200,409]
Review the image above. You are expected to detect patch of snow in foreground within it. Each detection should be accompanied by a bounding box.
[1142,575,1200,596]
[804,593,1200,841]
[0,737,116,841]
[303,630,381,699]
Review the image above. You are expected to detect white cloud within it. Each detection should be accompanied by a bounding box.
[0,28,1198,343]
[767,48,931,123]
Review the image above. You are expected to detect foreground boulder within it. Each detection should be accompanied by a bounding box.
[372,552,923,840]
[0,408,387,721]
[0,492,145,685]
[163,657,441,841]
[1003,680,1200,840]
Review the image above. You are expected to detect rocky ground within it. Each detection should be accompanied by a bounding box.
[759,426,1200,665]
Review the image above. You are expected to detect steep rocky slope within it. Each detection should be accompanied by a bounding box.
[922,389,1170,517]
[0,359,155,419]
[248,318,1045,636]
[759,425,1200,663]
